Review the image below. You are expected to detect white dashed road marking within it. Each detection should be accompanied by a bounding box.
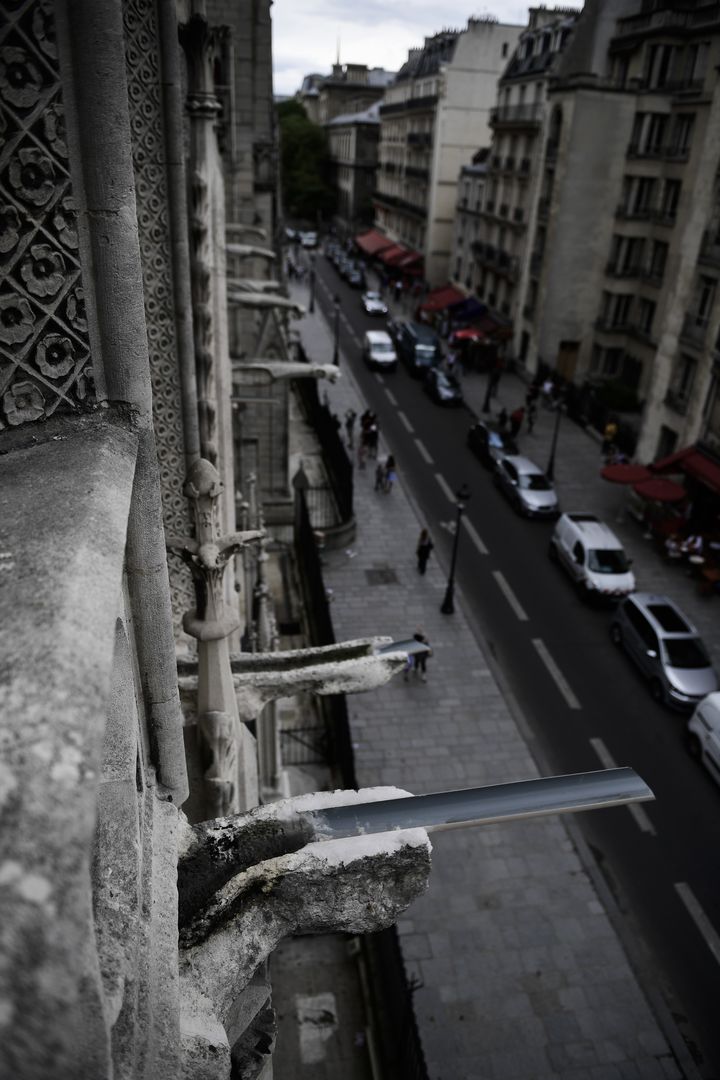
[435,473,456,502]
[462,517,488,556]
[492,571,528,621]
[532,638,581,710]
[385,388,397,406]
[675,883,720,967]
[590,737,656,835]
[415,439,433,465]
[398,411,414,434]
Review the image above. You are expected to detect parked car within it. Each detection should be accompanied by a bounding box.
[687,692,720,785]
[362,330,397,371]
[394,320,442,377]
[493,455,560,518]
[361,290,388,316]
[610,593,719,708]
[346,266,366,289]
[548,512,635,601]
[423,367,464,406]
[467,421,518,467]
[299,230,318,249]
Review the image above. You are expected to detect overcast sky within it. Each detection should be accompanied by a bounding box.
[271,2,583,97]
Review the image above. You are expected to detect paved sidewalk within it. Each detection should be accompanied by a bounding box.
[276,281,698,1080]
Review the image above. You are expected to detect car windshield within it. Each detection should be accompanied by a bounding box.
[663,638,711,669]
[373,342,393,354]
[519,472,551,491]
[588,549,629,574]
[366,292,381,301]
[417,344,436,356]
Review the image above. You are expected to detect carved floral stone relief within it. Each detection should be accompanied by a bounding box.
[0,1,94,430]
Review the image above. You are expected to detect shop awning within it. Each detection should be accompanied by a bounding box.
[650,445,720,495]
[419,284,466,314]
[380,244,409,265]
[449,296,486,322]
[355,229,394,256]
[396,249,423,269]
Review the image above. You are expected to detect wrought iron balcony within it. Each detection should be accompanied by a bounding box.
[489,103,542,128]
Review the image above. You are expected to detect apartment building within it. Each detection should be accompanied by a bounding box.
[326,101,381,230]
[453,7,579,338]
[375,18,523,286]
[451,153,489,291]
[299,63,394,125]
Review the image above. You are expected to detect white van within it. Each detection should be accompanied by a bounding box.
[687,692,720,786]
[362,330,397,371]
[549,512,635,600]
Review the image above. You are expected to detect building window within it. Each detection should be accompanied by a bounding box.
[502,42,509,58]
[660,178,681,219]
[671,354,697,404]
[637,298,656,336]
[647,240,668,282]
[656,425,678,459]
[670,113,694,156]
[646,43,678,89]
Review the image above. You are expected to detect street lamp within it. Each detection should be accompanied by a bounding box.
[545,392,565,482]
[441,483,471,615]
[332,294,341,366]
[308,252,316,313]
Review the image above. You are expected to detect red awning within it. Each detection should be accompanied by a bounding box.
[650,446,720,495]
[420,284,465,313]
[355,229,394,256]
[601,464,652,485]
[380,244,409,265]
[633,477,687,503]
[396,249,422,268]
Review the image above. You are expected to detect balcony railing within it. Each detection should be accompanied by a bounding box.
[489,103,542,128]
[615,204,652,221]
[405,165,429,180]
[407,131,432,148]
[605,262,642,279]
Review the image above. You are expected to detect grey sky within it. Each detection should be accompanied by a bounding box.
[271,2,583,96]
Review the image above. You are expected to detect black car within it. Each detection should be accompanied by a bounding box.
[346,267,366,289]
[467,421,518,467]
[394,319,443,377]
[424,367,464,406]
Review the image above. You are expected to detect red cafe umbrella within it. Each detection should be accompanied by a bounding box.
[601,463,652,485]
[452,327,485,342]
[632,477,687,503]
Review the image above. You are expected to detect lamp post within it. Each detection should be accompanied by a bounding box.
[332,294,341,366]
[441,483,471,615]
[545,392,565,482]
[308,252,316,313]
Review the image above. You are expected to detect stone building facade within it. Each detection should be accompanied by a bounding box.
[326,101,381,231]
[0,2,430,1077]
[298,62,394,126]
[374,18,523,287]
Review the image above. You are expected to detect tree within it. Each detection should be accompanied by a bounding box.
[277,100,337,222]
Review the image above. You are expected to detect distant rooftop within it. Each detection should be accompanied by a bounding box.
[327,101,382,126]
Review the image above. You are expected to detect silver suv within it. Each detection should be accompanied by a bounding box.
[610,593,718,708]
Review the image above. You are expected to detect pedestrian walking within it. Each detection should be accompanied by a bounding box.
[416,528,434,574]
[374,461,385,492]
[383,454,397,494]
[602,419,618,458]
[446,348,457,375]
[527,401,537,434]
[403,630,431,682]
[509,406,525,438]
[357,440,367,471]
[344,408,357,448]
[394,279,403,304]
[498,407,508,431]
[366,422,379,459]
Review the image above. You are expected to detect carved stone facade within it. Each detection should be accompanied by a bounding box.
[0,0,94,428]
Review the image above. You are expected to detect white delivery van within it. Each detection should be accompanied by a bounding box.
[687,692,720,786]
[362,330,397,371]
[549,512,635,600]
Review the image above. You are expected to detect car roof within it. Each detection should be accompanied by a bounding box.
[625,593,697,635]
[560,514,623,549]
[502,454,544,474]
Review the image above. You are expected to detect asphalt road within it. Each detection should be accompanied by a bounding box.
[308,249,720,1079]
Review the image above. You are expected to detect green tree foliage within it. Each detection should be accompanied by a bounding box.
[277,100,337,222]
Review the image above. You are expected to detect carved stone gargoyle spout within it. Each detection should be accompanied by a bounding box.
[227,291,305,317]
[177,786,432,1075]
[231,359,340,383]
